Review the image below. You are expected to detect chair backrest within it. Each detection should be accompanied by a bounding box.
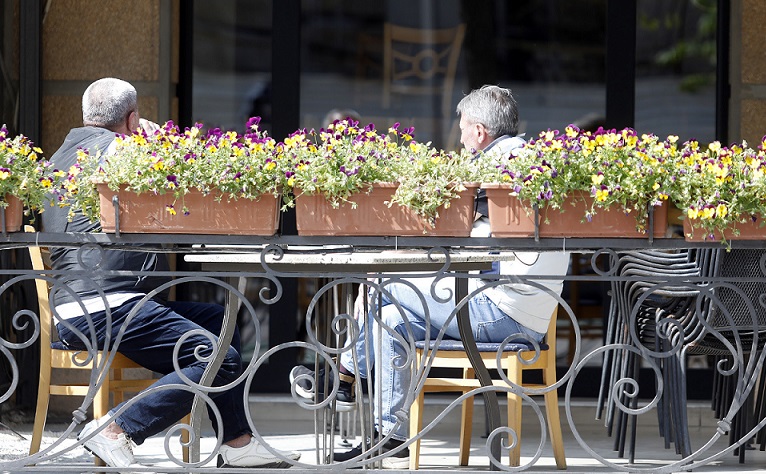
[25,225,55,356]
[545,306,559,350]
[382,22,465,117]
[707,249,766,331]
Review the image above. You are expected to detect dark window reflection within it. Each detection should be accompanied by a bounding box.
[189,1,715,146]
[192,0,273,134]
[635,0,716,142]
[299,1,608,150]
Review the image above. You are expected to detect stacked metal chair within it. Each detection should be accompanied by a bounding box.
[682,249,766,462]
[601,247,766,464]
[598,248,720,461]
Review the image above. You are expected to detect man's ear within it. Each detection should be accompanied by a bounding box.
[126,110,140,132]
[476,124,492,149]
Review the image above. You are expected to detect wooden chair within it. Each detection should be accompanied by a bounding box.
[409,308,566,469]
[382,22,465,118]
[26,226,189,463]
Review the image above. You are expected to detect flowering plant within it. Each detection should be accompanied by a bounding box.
[0,125,58,213]
[281,120,403,207]
[665,137,766,239]
[387,140,479,223]
[479,125,672,233]
[282,119,479,223]
[59,117,285,221]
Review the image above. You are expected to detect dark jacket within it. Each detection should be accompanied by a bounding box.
[41,127,171,306]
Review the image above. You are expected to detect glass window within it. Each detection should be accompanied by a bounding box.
[299,0,608,150]
[496,1,607,135]
[635,0,717,142]
[192,0,273,133]
[189,0,275,364]
[0,1,20,134]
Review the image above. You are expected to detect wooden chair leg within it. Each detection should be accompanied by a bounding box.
[409,391,425,469]
[458,368,475,466]
[94,375,110,420]
[458,392,475,466]
[181,414,191,463]
[543,362,567,469]
[29,375,51,456]
[112,368,124,406]
[508,359,523,467]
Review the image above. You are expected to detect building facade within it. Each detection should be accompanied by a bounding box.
[0,0,762,403]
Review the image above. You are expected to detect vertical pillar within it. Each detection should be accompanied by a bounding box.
[605,0,636,130]
[19,0,42,141]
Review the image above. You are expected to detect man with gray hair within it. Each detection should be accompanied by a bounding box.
[457,84,527,235]
[42,77,300,470]
[290,84,567,468]
[456,84,524,156]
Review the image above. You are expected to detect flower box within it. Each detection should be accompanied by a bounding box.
[295,182,477,236]
[0,195,23,233]
[683,217,766,242]
[98,184,280,235]
[0,127,59,226]
[483,184,668,238]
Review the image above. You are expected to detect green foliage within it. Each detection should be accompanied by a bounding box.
[0,126,60,215]
[58,118,286,221]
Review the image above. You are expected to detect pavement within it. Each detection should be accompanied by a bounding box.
[2,394,766,473]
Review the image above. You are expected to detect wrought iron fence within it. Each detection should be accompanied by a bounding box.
[0,232,765,472]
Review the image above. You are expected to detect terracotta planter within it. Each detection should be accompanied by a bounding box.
[683,217,766,242]
[295,182,477,236]
[483,184,668,238]
[98,184,280,235]
[0,195,23,233]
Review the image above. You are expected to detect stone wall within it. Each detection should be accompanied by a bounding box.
[733,0,766,145]
[40,0,176,156]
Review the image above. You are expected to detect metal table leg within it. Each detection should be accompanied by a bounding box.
[454,276,501,470]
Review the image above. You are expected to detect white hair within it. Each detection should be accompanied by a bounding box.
[82,78,137,128]
[456,85,519,139]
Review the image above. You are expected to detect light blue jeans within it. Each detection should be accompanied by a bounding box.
[339,277,545,441]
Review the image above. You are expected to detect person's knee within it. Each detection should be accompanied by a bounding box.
[218,347,243,383]
[379,305,407,331]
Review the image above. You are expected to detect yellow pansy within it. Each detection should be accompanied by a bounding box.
[595,188,609,202]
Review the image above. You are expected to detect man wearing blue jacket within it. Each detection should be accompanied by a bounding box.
[43,77,299,470]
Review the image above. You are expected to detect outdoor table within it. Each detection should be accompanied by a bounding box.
[184,247,516,466]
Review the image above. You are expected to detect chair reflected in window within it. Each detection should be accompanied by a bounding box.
[382,23,466,119]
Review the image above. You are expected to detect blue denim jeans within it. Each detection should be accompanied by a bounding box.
[339,278,544,441]
[57,298,251,445]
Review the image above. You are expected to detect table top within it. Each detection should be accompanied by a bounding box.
[185,247,515,272]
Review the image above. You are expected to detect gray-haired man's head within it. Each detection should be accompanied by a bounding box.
[82,78,138,131]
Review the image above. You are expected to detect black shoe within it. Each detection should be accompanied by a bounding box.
[331,434,410,469]
[289,364,356,411]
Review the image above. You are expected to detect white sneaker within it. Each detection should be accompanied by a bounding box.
[78,418,140,469]
[218,437,301,468]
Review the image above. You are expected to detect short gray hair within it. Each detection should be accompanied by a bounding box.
[82,78,137,128]
[456,85,519,139]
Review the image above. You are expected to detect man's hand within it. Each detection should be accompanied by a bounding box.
[139,118,161,135]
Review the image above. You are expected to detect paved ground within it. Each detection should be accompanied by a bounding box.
[2,395,766,473]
